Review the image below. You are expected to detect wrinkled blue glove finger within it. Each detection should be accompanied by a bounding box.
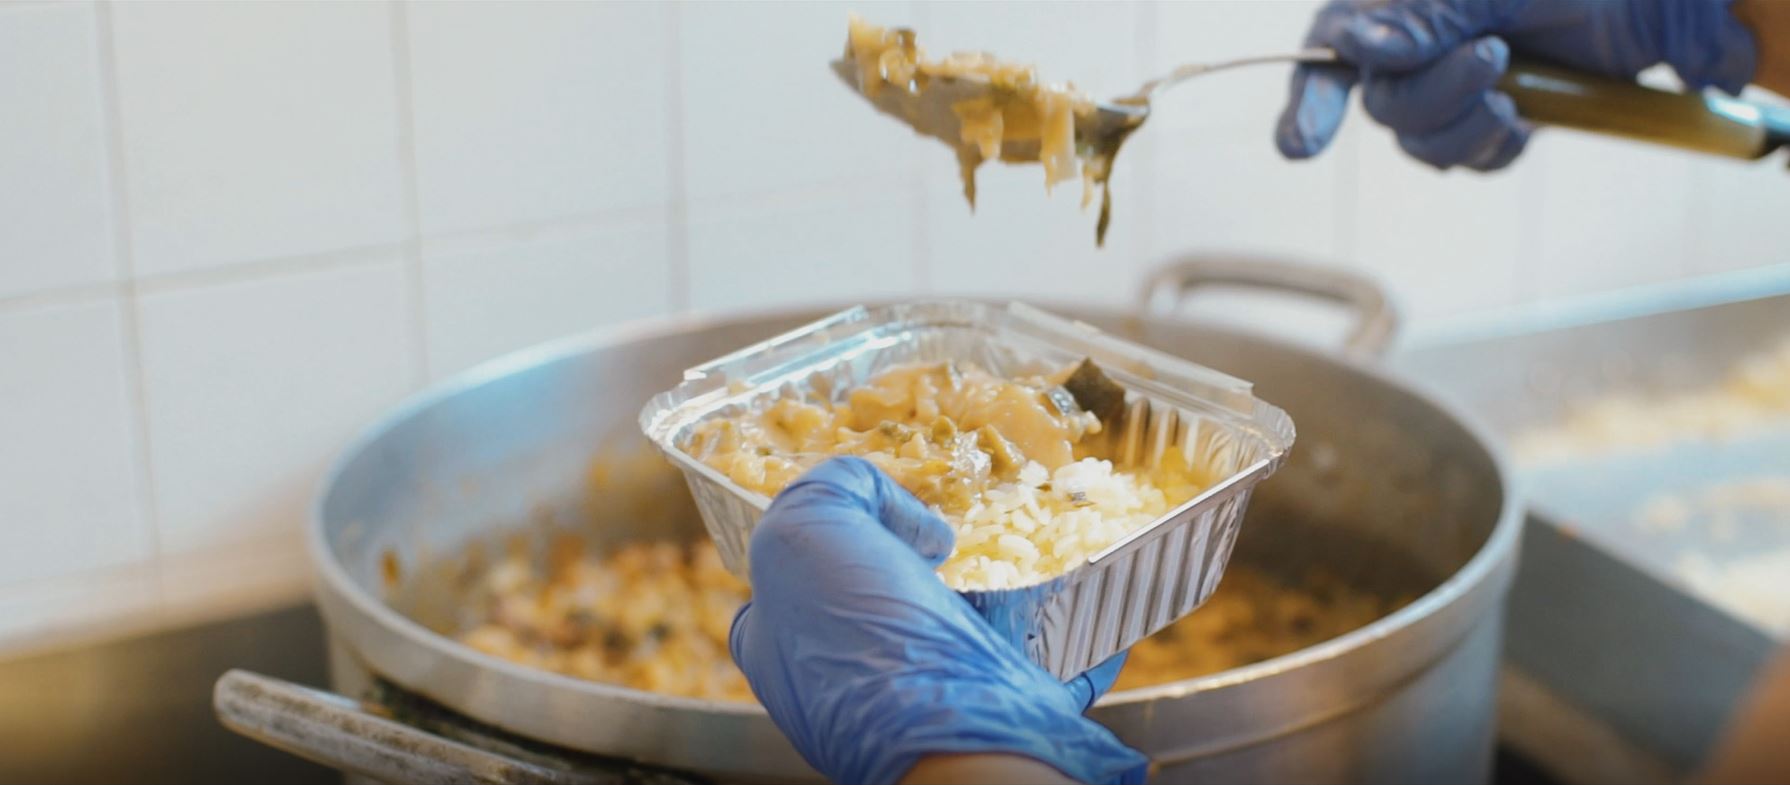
[733,457,1148,785]
[1277,0,1504,160]
[1339,0,1755,89]
[1276,0,1369,160]
[1396,90,1530,171]
[1336,0,1511,70]
[1497,0,1755,90]
[1361,37,1509,134]
[768,456,955,567]
[1063,651,1130,711]
[1284,0,1757,169]
[1276,63,1359,159]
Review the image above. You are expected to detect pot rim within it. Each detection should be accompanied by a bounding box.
[309,300,1521,719]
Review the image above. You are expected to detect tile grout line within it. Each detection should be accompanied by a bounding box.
[417,204,672,254]
[679,171,921,212]
[389,0,430,386]
[0,281,124,312]
[131,242,408,295]
[92,0,167,590]
[0,239,415,311]
[664,1,691,313]
[0,168,911,315]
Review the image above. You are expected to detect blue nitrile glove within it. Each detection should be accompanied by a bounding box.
[1277,0,1759,170]
[730,457,1147,785]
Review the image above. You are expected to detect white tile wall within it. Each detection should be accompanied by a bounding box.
[923,161,1143,306]
[1153,0,1323,139]
[0,4,116,299]
[135,261,414,555]
[407,1,675,235]
[3,0,1787,655]
[0,300,149,585]
[1151,136,1347,262]
[686,183,918,312]
[112,1,406,276]
[1351,123,1533,319]
[1690,152,1790,275]
[679,0,924,200]
[422,217,675,377]
[1530,133,1702,299]
[1144,0,1352,275]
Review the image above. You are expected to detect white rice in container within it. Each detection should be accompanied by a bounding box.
[939,458,1176,590]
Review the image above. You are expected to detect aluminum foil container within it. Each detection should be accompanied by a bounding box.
[639,301,1295,678]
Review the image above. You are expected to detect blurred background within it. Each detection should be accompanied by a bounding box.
[5,0,1786,654]
[1,1,1786,783]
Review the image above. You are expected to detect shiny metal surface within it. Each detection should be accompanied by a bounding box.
[2,604,333,785]
[1143,49,1789,161]
[1141,256,1399,359]
[1397,288,1790,772]
[826,48,1334,168]
[216,669,612,785]
[639,300,1295,679]
[1495,664,1676,785]
[311,260,1519,784]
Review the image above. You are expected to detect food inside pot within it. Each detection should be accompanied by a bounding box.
[684,359,1214,590]
[1112,568,1414,690]
[456,538,752,702]
[447,537,1408,702]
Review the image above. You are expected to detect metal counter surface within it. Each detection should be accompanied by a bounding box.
[0,604,333,785]
[1395,275,1790,774]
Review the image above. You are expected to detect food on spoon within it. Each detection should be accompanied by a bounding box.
[684,360,1213,590]
[845,15,1089,200]
[841,15,1134,245]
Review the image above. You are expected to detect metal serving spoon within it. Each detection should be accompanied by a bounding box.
[828,48,1345,162]
[832,45,1790,168]
[833,42,1790,245]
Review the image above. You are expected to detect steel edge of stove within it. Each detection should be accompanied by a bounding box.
[321,631,1583,785]
[0,593,1600,785]
[1392,285,1790,781]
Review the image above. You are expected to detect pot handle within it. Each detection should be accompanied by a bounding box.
[214,669,619,785]
[1139,256,1400,359]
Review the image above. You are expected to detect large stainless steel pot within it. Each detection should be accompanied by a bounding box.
[220,258,1521,784]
